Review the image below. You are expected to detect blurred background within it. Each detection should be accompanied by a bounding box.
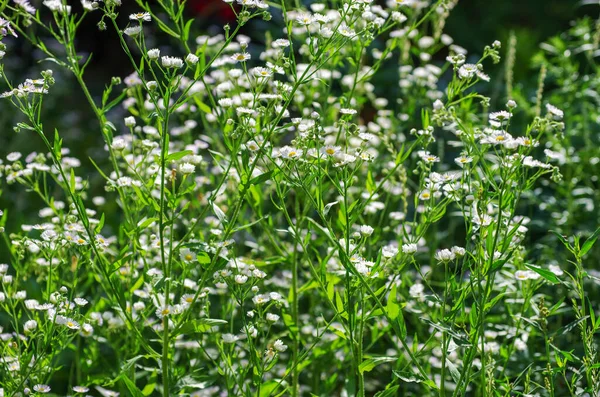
[0,0,597,264]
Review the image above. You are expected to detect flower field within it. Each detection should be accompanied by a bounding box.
[1,0,600,396]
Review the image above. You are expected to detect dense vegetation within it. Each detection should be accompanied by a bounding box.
[1,0,600,396]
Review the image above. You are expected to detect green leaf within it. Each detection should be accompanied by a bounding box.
[197,251,211,266]
[550,230,572,250]
[95,212,105,234]
[525,264,559,284]
[174,318,228,336]
[166,150,193,162]
[249,170,273,186]
[554,316,589,337]
[359,356,396,373]
[323,201,338,215]
[192,96,212,114]
[580,226,600,256]
[141,372,157,396]
[69,168,76,193]
[137,217,158,230]
[121,355,148,373]
[387,283,400,320]
[393,370,428,383]
[182,18,194,42]
[212,202,228,224]
[366,170,376,194]
[335,291,344,314]
[327,279,335,302]
[119,374,145,397]
[446,359,461,383]
[53,129,63,161]
[374,386,399,397]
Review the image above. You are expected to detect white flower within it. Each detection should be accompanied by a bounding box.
[458,63,478,79]
[489,110,511,126]
[359,225,374,236]
[74,298,88,306]
[124,116,136,128]
[419,151,439,163]
[266,313,280,322]
[246,140,260,151]
[279,146,303,160]
[231,53,251,63]
[382,246,399,258]
[418,36,435,49]
[546,103,564,119]
[13,0,36,14]
[111,138,127,151]
[455,156,473,167]
[402,243,418,254]
[43,0,71,14]
[179,162,195,175]
[338,24,355,37]
[273,339,287,352]
[33,385,51,393]
[65,318,80,330]
[24,320,37,332]
[458,63,489,81]
[514,270,530,281]
[549,264,564,276]
[124,25,142,37]
[435,249,455,262]
[186,53,199,65]
[392,11,407,23]
[147,48,160,60]
[320,145,341,157]
[161,56,184,69]
[451,246,466,257]
[218,98,233,108]
[129,12,151,22]
[234,274,248,284]
[81,0,98,11]
[253,294,271,305]
[272,39,290,48]
[419,190,432,200]
[7,152,22,162]
[222,333,238,343]
[409,283,425,298]
[81,323,94,337]
[253,67,272,78]
[180,248,196,263]
[296,13,314,26]
[41,229,57,241]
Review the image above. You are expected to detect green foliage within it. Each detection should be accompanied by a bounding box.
[0,1,599,397]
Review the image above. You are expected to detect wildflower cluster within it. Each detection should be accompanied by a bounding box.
[0,0,599,396]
